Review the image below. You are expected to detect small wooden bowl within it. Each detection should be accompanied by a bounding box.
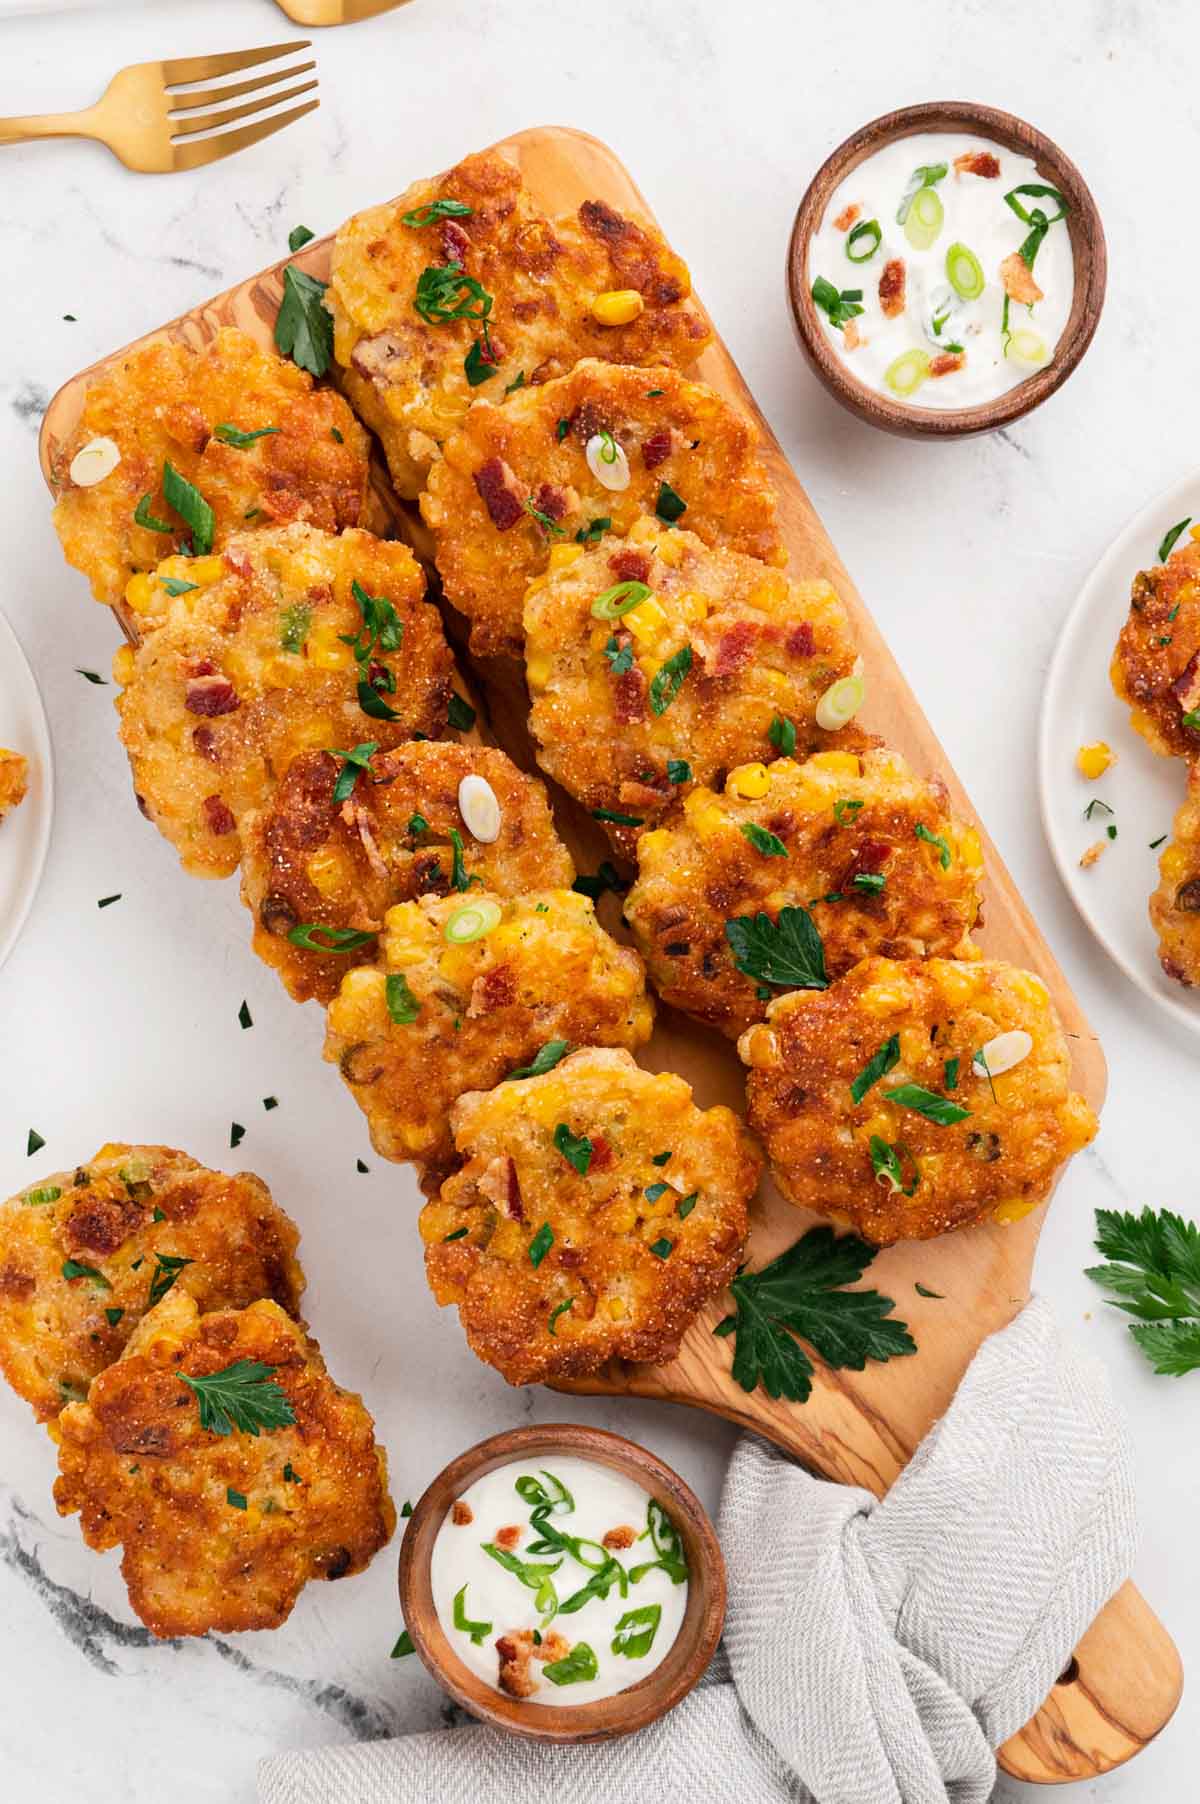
[397,1422,726,1743]
[786,101,1107,438]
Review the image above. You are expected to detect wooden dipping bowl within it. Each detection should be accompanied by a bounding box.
[786,100,1107,438]
[398,1423,725,1742]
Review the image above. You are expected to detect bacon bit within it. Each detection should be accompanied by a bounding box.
[532,480,579,523]
[1000,252,1043,307]
[1172,652,1200,714]
[344,799,389,881]
[350,331,408,385]
[468,964,517,1017]
[603,1524,636,1550]
[186,658,216,678]
[954,152,1001,179]
[450,1500,474,1526]
[879,259,906,319]
[530,356,567,386]
[494,1525,522,1550]
[929,352,965,378]
[608,547,651,584]
[506,1157,525,1223]
[588,1133,614,1172]
[1079,841,1107,869]
[202,794,236,837]
[496,1629,570,1698]
[833,203,861,232]
[785,620,815,660]
[612,655,648,725]
[709,618,758,678]
[307,583,334,605]
[569,401,611,444]
[185,673,239,717]
[474,457,525,530]
[192,725,220,762]
[843,319,862,352]
[641,428,674,470]
[440,220,471,263]
[843,839,890,886]
[478,1154,524,1221]
[511,299,541,324]
[557,1246,583,1269]
[222,548,252,579]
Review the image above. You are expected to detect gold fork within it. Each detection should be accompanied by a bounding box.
[0,41,318,174]
[274,0,411,22]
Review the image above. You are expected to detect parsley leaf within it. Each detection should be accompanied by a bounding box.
[507,1040,571,1081]
[667,758,691,784]
[603,634,634,674]
[741,821,787,858]
[329,740,379,804]
[386,972,420,1024]
[448,694,476,731]
[288,224,315,252]
[1085,1206,1200,1376]
[725,906,827,991]
[768,714,796,757]
[576,516,611,545]
[553,1124,592,1176]
[275,264,333,377]
[655,480,686,524]
[180,1359,296,1436]
[714,1225,916,1401]
[401,199,473,228]
[148,1252,194,1307]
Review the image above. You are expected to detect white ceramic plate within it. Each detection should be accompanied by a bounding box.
[1039,471,1200,1035]
[0,608,53,973]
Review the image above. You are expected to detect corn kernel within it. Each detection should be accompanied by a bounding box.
[112,644,136,685]
[993,1198,1039,1225]
[860,982,910,1018]
[124,572,157,613]
[400,1122,438,1152]
[526,652,553,690]
[727,762,770,801]
[935,965,976,1007]
[628,517,660,545]
[590,289,645,326]
[1076,741,1114,780]
[691,802,728,841]
[624,596,669,645]
[808,750,861,777]
[957,827,984,870]
[306,846,351,897]
[186,556,225,587]
[608,1297,627,1320]
[654,534,683,568]
[548,543,584,572]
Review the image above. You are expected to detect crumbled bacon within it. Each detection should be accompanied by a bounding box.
[842,839,890,886]
[603,1524,636,1550]
[954,151,1001,178]
[473,457,525,530]
[608,547,651,584]
[1000,252,1043,306]
[496,1630,570,1699]
[192,725,219,762]
[843,319,862,352]
[529,356,567,386]
[786,620,815,660]
[469,964,517,1016]
[185,674,239,717]
[202,795,236,836]
[511,299,541,324]
[494,1525,522,1550]
[557,1247,583,1269]
[709,618,758,678]
[532,480,579,523]
[350,331,408,385]
[478,1154,524,1222]
[641,428,674,470]
[1173,652,1200,714]
[612,652,648,725]
[450,1500,474,1526]
[588,1133,614,1172]
[929,352,965,377]
[440,220,470,263]
[879,259,906,319]
[833,203,861,232]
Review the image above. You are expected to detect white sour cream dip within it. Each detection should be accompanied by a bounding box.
[808,132,1074,409]
[429,1454,689,1706]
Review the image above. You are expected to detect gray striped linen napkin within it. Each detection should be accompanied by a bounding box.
[259,1298,1135,1804]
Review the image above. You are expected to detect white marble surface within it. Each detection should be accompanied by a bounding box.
[0,1,1196,1798]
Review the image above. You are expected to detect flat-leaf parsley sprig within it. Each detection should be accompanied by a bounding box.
[180,1359,297,1436]
[714,1224,916,1402]
[1085,1206,1200,1376]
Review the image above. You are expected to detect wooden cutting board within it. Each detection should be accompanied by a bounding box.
[38,125,1180,1784]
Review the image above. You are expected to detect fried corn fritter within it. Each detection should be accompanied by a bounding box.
[1111,534,1200,758]
[524,517,863,855]
[739,956,1097,1245]
[52,328,370,611]
[0,1145,303,1422]
[421,360,785,657]
[114,524,456,879]
[330,149,711,499]
[324,889,654,1185]
[53,1292,394,1638]
[1150,760,1200,985]
[627,749,985,1036]
[241,742,574,1004]
[0,748,28,822]
[419,1047,760,1384]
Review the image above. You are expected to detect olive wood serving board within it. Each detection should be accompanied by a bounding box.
[39,125,1180,1784]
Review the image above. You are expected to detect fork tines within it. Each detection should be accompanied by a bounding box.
[164,40,319,165]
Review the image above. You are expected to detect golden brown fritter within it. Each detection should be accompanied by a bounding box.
[330,149,711,498]
[241,742,574,1004]
[1150,760,1200,985]
[0,748,27,822]
[51,327,370,611]
[114,524,457,879]
[739,957,1097,1245]
[53,1291,394,1638]
[1111,535,1200,758]
[421,360,785,657]
[0,1144,303,1422]
[627,749,985,1036]
[420,1047,760,1384]
[524,517,863,855]
[324,890,654,1186]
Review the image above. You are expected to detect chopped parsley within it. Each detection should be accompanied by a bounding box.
[76,668,106,685]
[676,1193,698,1219]
[329,739,379,803]
[741,821,787,858]
[768,715,797,757]
[649,1238,674,1259]
[386,972,420,1024]
[275,263,333,377]
[391,1630,415,1658]
[666,758,692,784]
[572,861,628,900]
[575,516,611,545]
[148,1253,194,1307]
[529,1222,555,1266]
[504,371,526,397]
[943,1056,960,1090]
[603,635,634,674]
[1157,518,1191,562]
[508,1040,571,1081]
[915,1282,944,1300]
[401,198,473,227]
[464,336,498,386]
[655,480,686,524]
[238,1000,253,1030]
[230,1122,245,1149]
[27,1129,44,1157]
[181,1359,296,1437]
[556,417,571,441]
[227,1488,248,1511]
[553,1125,592,1176]
[288,224,315,252]
[725,905,827,991]
[97,894,121,908]
[62,1259,110,1289]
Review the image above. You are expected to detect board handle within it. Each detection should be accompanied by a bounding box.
[997,1579,1181,1783]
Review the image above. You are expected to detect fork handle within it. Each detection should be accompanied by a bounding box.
[0,108,98,147]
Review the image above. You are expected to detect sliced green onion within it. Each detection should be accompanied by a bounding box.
[896,161,948,225]
[945,241,984,301]
[845,219,881,263]
[444,898,502,944]
[884,348,931,399]
[903,187,944,252]
[815,670,866,731]
[1005,329,1048,369]
[590,580,651,620]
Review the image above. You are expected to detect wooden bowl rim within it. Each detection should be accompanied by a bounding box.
[397,1421,726,1743]
[786,99,1108,439]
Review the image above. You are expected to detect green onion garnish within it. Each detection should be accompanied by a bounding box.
[1158,519,1192,563]
[945,241,984,301]
[590,581,650,620]
[884,348,931,399]
[845,219,881,263]
[896,162,948,225]
[902,187,944,252]
[443,898,501,944]
[811,275,865,331]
